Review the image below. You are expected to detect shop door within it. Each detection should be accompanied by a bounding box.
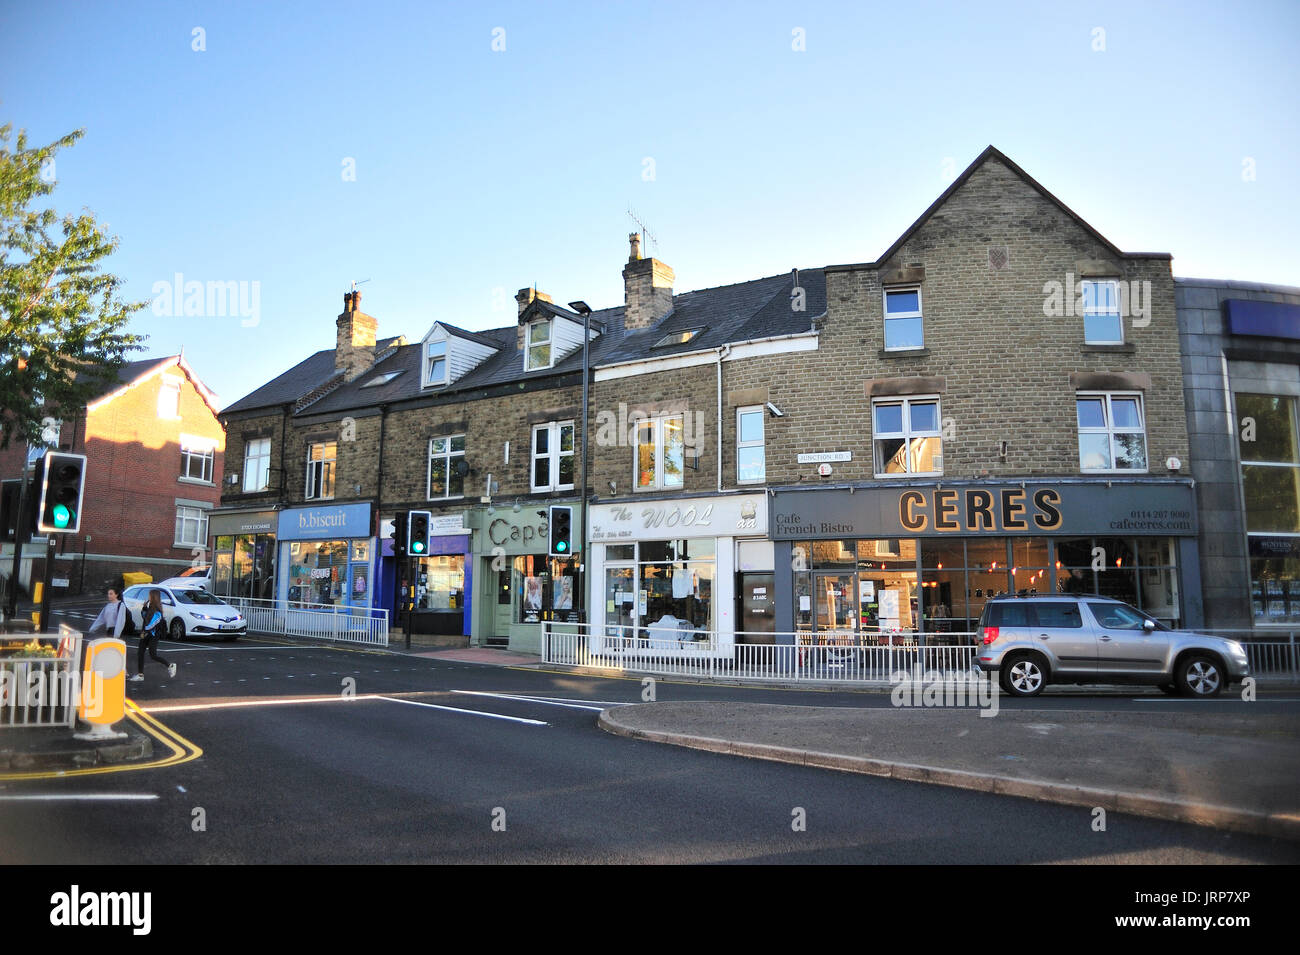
[814,572,858,644]
[604,566,636,640]
[493,568,513,636]
[737,573,775,644]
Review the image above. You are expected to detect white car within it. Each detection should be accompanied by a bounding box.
[157,564,212,589]
[120,584,246,641]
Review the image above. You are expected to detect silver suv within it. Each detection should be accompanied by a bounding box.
[974,596,1250,698]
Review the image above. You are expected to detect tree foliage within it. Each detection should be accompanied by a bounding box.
[0,124,146,450]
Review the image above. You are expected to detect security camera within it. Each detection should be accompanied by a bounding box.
[766,402,784,417]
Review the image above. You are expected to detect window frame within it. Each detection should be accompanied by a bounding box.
[871,396,943,477]
[157,377,182,419]
[180,438,215,484]
[531,421,576,492]
[883,286,924,351]
[174,505,209,547]
[634,414,686,492]
[242,438,271,493]
[525,319,553,371]
[1076,391,1148,473]
[1082,278,1124,345]
[427,434,467,501]
[736,405,766,484]
[423,340,447,387]
[304,441,337,500]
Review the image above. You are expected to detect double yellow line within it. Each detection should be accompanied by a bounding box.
[0,700,203,781]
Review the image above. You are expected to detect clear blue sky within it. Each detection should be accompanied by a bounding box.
[5,0,1298,407]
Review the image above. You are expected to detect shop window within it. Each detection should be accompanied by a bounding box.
[243,438,271,493]
[532,421,575,492]
[287,540,349,606]
[174,505,208,547]
[525,320,552,371]
[515,555,578,622]
[424,341,447,387]
[415,554,465,610]
[1076,392,1147,472]
[180,438,215,483]
[736,406,765,484]
[428,435,466,499]
[636,415,685,490]
[1082,279,1123,344]
[883,287,923,350]
[872,397,942,476]
[305,441,336,500]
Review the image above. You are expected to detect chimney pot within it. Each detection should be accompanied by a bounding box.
[343,292,353,311]
[629,232,642,262]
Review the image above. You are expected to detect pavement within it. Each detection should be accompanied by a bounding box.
[8,630,1298,841]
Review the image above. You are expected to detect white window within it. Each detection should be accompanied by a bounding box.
[736,406,765,484]
[1077,392,1147,471]
[532,421,575,492]
[1082,279,1123,344]
[525,320,552,371]
[158,378,181,419]
[424,341,447,387]
[175,506,209,547]
[428,435,466,499]
[636,415,685,490]
[243,438,271,493]
[873,397,942,476]
[180,439,215,483]
[883,287,923,350]
[305,441,337,500]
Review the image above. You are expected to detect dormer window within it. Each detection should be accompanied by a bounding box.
[525,320,552,371]
[424,341,447,387]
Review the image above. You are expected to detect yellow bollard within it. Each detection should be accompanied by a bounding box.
[75,638,128,740]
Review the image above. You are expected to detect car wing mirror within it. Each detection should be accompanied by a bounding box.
[1142,618,1156,633]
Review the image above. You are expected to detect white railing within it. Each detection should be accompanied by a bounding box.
[225,597,389,647]
[543,625,980,685]
[542,626,1300,685]
[1,632,83,729]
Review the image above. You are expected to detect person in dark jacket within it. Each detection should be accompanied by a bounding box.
[130,589,177,682]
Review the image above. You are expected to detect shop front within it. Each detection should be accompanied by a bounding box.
[587,493,768,654]
[208,509,278,600]
[386,512,471,638]
[276,503,374,608]
[465,503,583,653]
[770,480,1201,644]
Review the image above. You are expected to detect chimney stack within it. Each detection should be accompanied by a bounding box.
[336,290,378,380]
[622,233,674,330]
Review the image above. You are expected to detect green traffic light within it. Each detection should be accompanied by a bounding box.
[412,542,425,554]
[52,504,71,529]
[556,541,567,552]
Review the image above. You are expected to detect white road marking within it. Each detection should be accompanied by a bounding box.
[376,696,548,726]
[1134,697,1300,703]
[452,690,616,712]
[0,794,158,802]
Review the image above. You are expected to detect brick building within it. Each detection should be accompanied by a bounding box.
[0,355,224,595]
[215,146,1211,650]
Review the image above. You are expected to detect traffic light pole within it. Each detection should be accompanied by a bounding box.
[4,465,32,621]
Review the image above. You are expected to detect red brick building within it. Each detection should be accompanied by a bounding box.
[0,355,224,594]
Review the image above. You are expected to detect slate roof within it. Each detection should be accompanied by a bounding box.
[75,357,173,401]
[222,336,404,415]
[301,268,826,417]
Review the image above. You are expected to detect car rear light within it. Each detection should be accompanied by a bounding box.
[982,626,999,645]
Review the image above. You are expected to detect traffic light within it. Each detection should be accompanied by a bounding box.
[407,510,431,556]
[549,505,573,557]
[36,451,86,534]
[393,510,408,556]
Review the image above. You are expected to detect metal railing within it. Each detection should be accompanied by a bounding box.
[1,631,83,729]
[542,625,1300,685]
[226,597,389,647]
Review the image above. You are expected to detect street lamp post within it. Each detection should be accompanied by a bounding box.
[568,300,593,627]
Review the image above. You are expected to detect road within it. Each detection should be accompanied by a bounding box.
[1,603,1296,864]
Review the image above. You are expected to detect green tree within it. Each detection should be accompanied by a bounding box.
[0,125,145,450]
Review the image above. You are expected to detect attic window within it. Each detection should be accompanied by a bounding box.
[360,370,404,389]
[653,328,704,348]
[424,341,447,387]
[525,320,552,371]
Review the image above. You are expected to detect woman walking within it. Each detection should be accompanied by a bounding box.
[131,589,177,683]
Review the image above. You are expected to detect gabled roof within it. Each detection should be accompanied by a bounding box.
[421,321,500,349]
[830,145,1171,273]
[222,336,403,415]
[84,354,220,416]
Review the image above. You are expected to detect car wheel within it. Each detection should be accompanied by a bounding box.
[1158,683,1179,695]
[169,617,186,640]
[1177,654,1223,698]
[999,654,1047,697]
